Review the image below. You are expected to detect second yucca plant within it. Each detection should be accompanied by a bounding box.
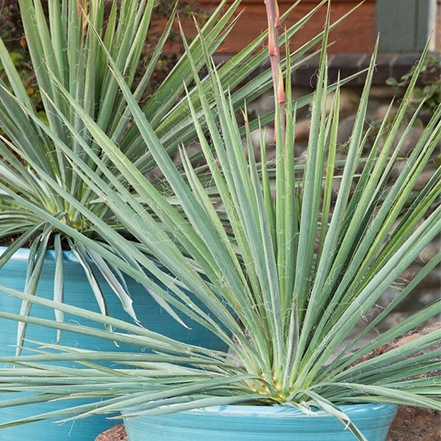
[0,1,439,439]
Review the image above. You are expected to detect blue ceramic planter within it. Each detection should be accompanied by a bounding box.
[0,247,228,440]
[123,404,398,441]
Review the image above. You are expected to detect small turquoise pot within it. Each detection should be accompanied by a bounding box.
[0,247,228,441]
[123,404,398,441]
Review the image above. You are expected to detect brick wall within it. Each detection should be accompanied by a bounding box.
[198,0,377,53]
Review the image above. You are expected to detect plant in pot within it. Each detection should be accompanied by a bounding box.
[0,0,440,440]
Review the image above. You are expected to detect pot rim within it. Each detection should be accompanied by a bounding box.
[123,403,397,419]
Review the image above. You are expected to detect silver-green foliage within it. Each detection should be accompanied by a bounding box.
[0,2,440,439]
[0,0,343,350]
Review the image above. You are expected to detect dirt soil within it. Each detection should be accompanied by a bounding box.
[387,406,441,441]
[95,324,441,441]
[0,233,70,250]
[95,424,127,441]
[0,234,25,248]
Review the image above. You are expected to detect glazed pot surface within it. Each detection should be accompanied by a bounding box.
[123,404,398,441]
[0,248,228,441]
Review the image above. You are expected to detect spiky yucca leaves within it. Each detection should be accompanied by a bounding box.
[0,5,440,440]
[0,0,357,350]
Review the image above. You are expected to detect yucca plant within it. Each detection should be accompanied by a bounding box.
[0,0,363,350]
[0,1,440,439]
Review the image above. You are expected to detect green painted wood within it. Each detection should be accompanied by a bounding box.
[376,0,437,52]
[416,0,438,51]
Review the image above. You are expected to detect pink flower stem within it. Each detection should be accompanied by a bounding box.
[264,0,286,140]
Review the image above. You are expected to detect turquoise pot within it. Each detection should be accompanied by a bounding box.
[123,404,398,441]
[0,247,228,441]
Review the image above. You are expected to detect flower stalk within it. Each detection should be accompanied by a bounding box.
[264,0,286,138]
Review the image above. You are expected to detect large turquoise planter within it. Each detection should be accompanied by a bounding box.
[0,247,228,441]
[123,404,398,441]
